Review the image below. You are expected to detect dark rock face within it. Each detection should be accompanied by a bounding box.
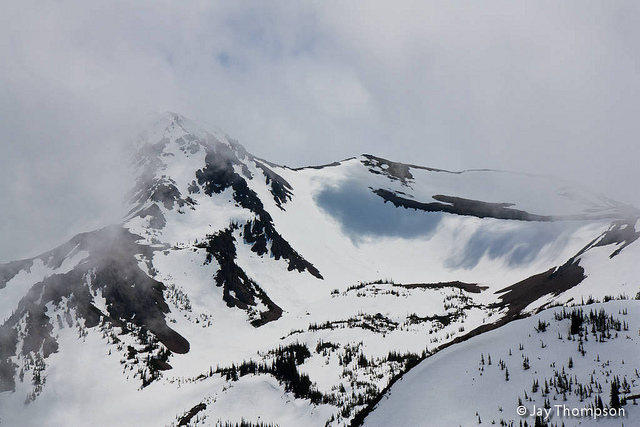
[362,155,416,184]
[136,203,167,229]
[178,403,207,426]
[149,181,182,209]
[495,261,586,321]
[593,219,640,258]
[198,226,283,327]
[0,226,190,392]
[243,214,323,278]
[362,154,459,184]
[123,119,322,330]
[129,175,196,212]
[196,147,322,280]
[374,188,635,224]
[254,160,293,209]
[191,143,323,326]
[196,151,242,196]
[373,189,555,222]
[566,217,640,262]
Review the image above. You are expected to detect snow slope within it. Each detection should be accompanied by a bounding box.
[1,112,638,427]
[364,300,640,427]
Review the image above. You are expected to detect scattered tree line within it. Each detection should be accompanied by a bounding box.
[216,342,323,404]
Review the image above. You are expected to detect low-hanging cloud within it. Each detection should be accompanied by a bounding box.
[1,0,639,262]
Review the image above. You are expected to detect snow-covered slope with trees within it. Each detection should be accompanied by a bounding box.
[364,300,640,427]
[0,113,638,427]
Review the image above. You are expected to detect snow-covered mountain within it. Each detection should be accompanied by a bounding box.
[1,112,638,427]
[363,301,640,427]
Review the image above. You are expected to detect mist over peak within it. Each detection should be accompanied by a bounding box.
[2,108,640,427]
[1,0,638,265]
[2,3,639,425]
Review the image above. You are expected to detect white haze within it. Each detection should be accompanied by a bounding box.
[1,0,639,262]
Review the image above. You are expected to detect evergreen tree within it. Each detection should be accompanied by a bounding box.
[610,378,620,409]
[570,310,583,335]
[595,394,604,410]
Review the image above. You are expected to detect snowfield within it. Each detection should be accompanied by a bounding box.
[364,300,640,427]
[1,113,638,427]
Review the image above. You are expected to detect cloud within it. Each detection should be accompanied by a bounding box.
[1,0,639,261]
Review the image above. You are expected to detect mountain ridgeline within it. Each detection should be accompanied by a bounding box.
[1,112,638,427]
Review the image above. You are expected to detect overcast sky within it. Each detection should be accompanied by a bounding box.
[1,1,639,262]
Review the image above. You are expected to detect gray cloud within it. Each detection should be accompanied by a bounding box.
[1,1,639,262]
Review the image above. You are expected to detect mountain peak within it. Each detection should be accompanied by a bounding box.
[2,112,640,427]
[133,112,248,164]
[126,113,256,215]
